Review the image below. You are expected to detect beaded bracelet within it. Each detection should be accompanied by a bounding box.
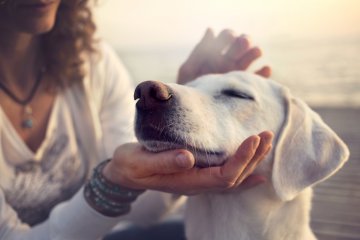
[84,159,145,217]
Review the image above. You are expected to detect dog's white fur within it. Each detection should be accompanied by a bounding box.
[136,71,349,240]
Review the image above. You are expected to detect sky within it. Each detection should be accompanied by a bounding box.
[94,0,360,49]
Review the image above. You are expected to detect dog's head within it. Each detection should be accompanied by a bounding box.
[134,71,349,200]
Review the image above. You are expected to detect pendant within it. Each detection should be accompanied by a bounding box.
[22,118,34,128]
[22,105,34,129]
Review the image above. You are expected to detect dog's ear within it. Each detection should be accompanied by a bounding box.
[272,89,349,201]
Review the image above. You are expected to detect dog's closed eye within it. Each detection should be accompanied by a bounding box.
[221,89,254,100]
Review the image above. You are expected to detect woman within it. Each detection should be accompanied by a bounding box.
[0,0,273,239]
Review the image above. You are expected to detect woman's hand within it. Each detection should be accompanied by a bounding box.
[177,28,271,85]
[102,131,273,195]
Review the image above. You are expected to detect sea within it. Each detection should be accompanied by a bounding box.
[115,36,360,107]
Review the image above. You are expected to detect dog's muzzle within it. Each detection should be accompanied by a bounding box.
[134,80,226,167]
[134,80,178,142]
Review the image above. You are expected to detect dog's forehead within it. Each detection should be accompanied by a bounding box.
[187,71,267,93]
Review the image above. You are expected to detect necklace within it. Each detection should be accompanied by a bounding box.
[0,68,45,129]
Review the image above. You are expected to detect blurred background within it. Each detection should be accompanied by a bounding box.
[94,1,360,239]
[94,0,360,107]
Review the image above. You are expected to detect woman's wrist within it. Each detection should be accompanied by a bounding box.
[84,159,145,217]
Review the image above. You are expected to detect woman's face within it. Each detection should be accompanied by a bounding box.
[0,0,61,35]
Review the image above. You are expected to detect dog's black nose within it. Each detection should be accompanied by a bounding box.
[134,80,172,110]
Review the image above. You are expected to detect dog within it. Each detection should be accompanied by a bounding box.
[133,71,349,240]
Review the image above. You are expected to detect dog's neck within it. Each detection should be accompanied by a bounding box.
[184,185,316,240]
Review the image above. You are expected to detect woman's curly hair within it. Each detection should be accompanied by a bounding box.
[43,0,97,90]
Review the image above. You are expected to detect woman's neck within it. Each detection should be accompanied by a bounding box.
[0,30,41,89]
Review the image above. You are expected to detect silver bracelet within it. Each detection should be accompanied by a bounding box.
[84,159,145,217]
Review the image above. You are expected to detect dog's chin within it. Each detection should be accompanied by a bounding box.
[139,140,227,168]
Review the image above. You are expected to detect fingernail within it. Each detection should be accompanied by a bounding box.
[252,136,260,149]
[202,28,214,41]
[252,47,262,57]
[264,132,274,144]
[237,35,249,44]
[176,153,193,168]
[240,34,252,43]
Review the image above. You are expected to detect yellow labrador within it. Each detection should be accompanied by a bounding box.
[134,71,349,240]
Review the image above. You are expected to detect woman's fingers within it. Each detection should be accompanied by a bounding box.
[106,143,195,189]
[255,66,272,78]
[177,28,215,84]
[234,131,273,185]
[235,47,262,70]
[224,35,251,61]
[139,149,195,175]
[115,143,195,176]
[214,29,236,55]
[200,29,236,75]
[220,36,251,72]
[188,28,215,64]
[215,135,260,186]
